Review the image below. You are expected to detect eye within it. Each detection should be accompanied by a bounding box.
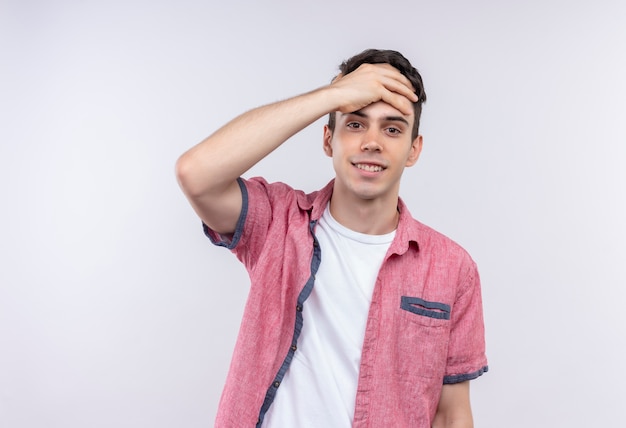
[386,127,401,135]
[347,122,362,129]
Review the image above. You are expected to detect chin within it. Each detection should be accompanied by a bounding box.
[351,184,385,201]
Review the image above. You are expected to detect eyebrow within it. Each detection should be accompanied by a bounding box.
[343,110,410,126]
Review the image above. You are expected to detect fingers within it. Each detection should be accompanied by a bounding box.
[381,90,416,117]
[373,64,418,102]
[375,73,418,115]
[358,64,418,116]
[330,63,418,116]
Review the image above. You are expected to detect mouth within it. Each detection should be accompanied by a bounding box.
[353,163,385,173]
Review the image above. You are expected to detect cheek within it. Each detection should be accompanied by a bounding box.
[331,146,350,171]
[327,137,345,157]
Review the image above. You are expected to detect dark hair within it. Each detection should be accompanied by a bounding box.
[327,49,427,140]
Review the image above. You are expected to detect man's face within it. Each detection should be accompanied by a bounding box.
[323,101,422,204]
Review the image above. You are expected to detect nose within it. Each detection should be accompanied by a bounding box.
[361,130,382,152]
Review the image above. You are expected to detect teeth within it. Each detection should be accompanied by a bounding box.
[356,164,383,172]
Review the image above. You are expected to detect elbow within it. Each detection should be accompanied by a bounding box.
[175,151,231,200]
[175,152,204,198]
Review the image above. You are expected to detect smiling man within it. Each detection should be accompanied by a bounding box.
[176,49,488,428]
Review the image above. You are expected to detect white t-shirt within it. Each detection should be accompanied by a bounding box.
[263,204,395,427]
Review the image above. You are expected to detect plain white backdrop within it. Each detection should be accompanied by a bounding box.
[1,0,625,426]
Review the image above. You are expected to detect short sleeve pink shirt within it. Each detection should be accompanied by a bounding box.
[204,177,488,428]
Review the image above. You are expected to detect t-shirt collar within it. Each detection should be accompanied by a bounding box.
[299,179,421,254]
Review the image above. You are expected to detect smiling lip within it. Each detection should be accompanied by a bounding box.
[353,162,386,173]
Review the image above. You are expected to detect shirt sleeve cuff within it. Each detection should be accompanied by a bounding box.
[202,178,248,250]
[443,365,489,384]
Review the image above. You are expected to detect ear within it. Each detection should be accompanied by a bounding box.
[323,125,333,157]
[405,135,423,167]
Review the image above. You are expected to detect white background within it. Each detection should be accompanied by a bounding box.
[1,0,625,427]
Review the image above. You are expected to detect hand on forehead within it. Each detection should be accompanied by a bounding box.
[333,63,417,95]
[330,63,417,117]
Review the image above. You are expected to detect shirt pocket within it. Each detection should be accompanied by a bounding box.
[397,296,451,379]
[400,296,450,327]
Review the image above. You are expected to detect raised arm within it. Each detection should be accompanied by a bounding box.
[175,64,417,234]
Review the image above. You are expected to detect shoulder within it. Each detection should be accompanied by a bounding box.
[242,177,331,214]
[242,177,305,200]
[416,219,473,259]
[398,203,475,267]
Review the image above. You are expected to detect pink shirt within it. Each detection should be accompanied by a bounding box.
[204,178,488,428]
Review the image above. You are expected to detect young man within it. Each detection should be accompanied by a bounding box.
[176,49,488,427]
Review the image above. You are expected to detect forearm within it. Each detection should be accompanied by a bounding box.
[432,414,473,428]
[432,382,473,428]
[176,86,337,198]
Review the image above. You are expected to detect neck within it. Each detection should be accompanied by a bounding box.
[328,193,400,235]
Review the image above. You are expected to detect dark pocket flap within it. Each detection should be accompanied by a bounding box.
[400,296,451,320]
